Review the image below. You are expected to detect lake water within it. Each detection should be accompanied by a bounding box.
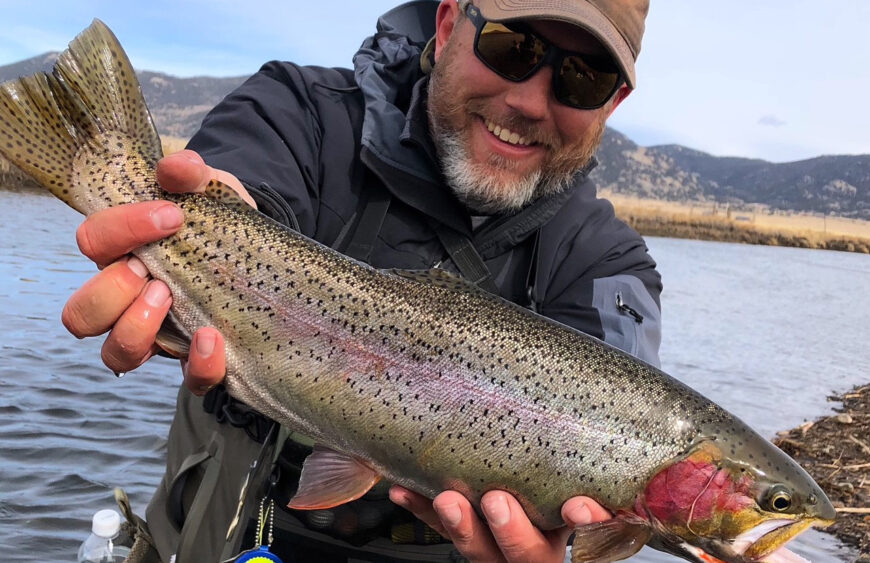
[0,190,865,562]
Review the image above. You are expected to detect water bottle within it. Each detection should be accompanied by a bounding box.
[77,509,132,563]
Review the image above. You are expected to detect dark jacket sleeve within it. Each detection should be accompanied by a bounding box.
[186,61,355,236]
[537,193,663,367]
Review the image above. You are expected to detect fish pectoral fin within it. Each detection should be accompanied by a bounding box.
[287,445,381,510]
[570,516,652,563]
[154,311,192,358]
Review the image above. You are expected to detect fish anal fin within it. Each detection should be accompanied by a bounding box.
[571,516,652,563]
[154,311,192,358]
[287,445,381,510]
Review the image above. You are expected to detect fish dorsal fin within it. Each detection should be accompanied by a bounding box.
[570,516,652,563]
[287,445,381,510]
[154,311,192,358]
[386,267,483,294]
[203,179,254,213]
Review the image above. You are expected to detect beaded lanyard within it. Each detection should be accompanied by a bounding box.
[233,498,283,562]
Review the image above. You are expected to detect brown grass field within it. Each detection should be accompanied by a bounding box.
[606,193,870,254]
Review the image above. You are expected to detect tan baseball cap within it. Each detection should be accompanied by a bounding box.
[469,0,649,88]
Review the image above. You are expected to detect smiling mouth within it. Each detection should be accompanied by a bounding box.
[482,118,536,147]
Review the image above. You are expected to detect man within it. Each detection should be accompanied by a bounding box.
[63,0,660,561]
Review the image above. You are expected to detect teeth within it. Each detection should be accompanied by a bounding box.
[485,119,533,146]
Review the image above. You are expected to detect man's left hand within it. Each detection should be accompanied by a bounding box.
[389,486,611,562]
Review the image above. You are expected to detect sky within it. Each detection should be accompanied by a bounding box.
[1,0,868,163]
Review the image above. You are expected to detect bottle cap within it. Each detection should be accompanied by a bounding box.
[91,509,121,538]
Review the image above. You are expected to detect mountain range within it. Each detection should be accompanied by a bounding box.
[2,53,868,219]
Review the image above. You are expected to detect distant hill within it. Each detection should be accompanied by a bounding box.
[592,129,870,219]
[1,53,869,219]
[0,52,246,138]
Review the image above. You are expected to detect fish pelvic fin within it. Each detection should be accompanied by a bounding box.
[570,515,652,563]
[287,445,382,510]
[0,19,163,214]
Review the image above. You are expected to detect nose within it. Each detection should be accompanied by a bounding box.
[503,66,553,121]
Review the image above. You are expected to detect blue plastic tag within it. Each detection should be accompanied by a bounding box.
[234,545,283,563]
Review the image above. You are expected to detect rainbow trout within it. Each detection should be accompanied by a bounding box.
[0,21,835,563]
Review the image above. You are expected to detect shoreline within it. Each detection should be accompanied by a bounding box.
[609,195,870,254]
[774,384,870,556]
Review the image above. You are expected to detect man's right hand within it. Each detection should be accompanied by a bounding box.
[62,149,246,393]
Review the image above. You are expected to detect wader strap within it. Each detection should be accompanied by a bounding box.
[334,180,392,263]
[220,423,287,562]
[524,229,541,313]
[432,223,499,294]
[175,432,225,563]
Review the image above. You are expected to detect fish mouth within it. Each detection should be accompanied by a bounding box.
[732,517,832,561]
[677,517,833,563]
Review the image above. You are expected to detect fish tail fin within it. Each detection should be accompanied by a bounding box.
[0,19,163,214]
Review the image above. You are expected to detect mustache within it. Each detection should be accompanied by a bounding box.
[465,100,562,149]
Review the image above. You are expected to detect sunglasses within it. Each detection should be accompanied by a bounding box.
[463,2,624,110]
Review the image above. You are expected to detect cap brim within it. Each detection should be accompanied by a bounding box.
[475,0,636,88]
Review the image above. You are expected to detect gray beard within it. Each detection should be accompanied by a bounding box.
[430,119,575,215]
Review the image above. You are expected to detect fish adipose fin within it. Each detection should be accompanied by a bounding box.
[0,18,163,214]
[287,445,381,510]
[571,517,651,563]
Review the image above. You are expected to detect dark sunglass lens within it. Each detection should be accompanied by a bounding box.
[556,55,620,108]
[477,22,546,80]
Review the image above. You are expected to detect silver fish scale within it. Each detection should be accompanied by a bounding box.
[131,192,745,529]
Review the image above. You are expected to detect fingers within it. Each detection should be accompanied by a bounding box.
[479,491,569,563]
[182,327,226,395]
[76,201,184,268]
[435,490,506,561]
[390,488,611,563]
[63,257,150,337]
[157,149,256,208]
[389,486,447,535]
[100,279,173,374]
[561,496,612,528]
[391,487,502,560]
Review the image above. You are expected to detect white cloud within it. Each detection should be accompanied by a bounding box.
[758,115,786,128]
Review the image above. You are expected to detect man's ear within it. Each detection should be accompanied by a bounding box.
[433,0,461,62]
[606,84,632,117]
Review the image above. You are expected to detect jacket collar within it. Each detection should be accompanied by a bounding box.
[355,1,599,254]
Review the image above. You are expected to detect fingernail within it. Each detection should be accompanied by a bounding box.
[144,281,170,307]
[437,502,462,527]
[195,330,216,357]
[151,203,184,230]
[565,501,591,526]
[481,493,510,527]
[127,256,149,278]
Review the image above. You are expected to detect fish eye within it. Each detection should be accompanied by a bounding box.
[764,485,793,512]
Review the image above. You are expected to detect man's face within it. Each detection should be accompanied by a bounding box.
[428,5,627,214]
